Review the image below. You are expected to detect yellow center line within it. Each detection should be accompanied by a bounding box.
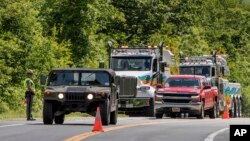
[63,121,167,141]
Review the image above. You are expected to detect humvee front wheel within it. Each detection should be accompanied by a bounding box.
[100,99,110,125]
[110,100,118,125]
[43,100,54,124]
[55,114,65,124]
[156,113,163,119]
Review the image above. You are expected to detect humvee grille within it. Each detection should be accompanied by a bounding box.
[65,93,84,101]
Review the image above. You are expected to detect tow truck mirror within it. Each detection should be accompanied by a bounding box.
[202,81,211,89]
[203,82,211,89]
[40,74,48,86]
[112,83,116,88]
[203,85,211,89]
[156,84,163,89]
[160,61,167,72]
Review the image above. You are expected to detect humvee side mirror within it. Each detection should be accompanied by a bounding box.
[99,61,105,68]
[40,74,48,85]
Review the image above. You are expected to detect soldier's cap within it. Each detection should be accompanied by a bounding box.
[27,69,33,74]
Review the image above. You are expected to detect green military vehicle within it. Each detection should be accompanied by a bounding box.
[41,68,119,125]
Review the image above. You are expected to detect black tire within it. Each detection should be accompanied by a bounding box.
[235,99,239,117]
[100,99,110,126]
[216,102,220,118]
[110,101,118,125]
[145,98,155,117]
[54,114,65,124]
[197,102,205,119]
[209,102,217,119]
[43,100,54,125]
[170,113,177,118]
[230,100,235,118]
[239,99,242,117]
[155,113,163,119]
[238,99,242,117]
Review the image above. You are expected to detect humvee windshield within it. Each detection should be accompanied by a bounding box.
[165,78,200,88]
[48,71,110,87]
[179,66,211,77]
[111,56,152,71]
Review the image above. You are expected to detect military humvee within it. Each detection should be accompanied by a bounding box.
[41,68,119,125]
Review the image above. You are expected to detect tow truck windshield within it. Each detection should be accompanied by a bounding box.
[180,66,211,77]
[165,78,200,88]
[111,56,152,71]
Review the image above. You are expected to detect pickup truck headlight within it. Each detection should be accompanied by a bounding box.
[191,95,200,102]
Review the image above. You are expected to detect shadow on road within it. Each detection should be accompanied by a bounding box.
[27,123,94,126]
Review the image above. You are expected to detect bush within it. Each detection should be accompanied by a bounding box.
[0,100,9,113]
[242,86,250,117]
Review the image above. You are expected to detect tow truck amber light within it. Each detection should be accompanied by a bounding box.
[87,94,94,100]
[58,93,64,99]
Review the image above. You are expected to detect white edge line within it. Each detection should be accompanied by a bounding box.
[204,128,229,141]
[0,123,25,128]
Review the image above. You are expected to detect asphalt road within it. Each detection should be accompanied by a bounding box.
[0,117,249,141]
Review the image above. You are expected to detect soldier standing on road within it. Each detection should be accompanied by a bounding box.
[24,70,36,121]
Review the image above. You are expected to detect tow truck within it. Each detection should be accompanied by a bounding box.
[107,41,174,116]
[178,51,242,117]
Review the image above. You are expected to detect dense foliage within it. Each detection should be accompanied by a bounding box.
[0,0,250,115]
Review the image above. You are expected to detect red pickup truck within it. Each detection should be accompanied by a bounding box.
[155,75,218,119]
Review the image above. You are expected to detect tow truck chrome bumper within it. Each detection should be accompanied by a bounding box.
[118,97,150,109]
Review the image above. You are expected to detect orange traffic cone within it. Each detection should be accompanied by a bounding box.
[222,106,230,119]
[92,107,104,132]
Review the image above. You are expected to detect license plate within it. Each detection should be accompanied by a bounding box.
[172,107,180,112]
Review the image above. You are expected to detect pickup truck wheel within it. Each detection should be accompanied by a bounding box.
[209,103,217,119]
[197,102,204,119]
[145,98,155,117]
[100,99,110,125]
[43,100,54,125]
[55,114,65,124]
[110,101,118,125]
[216,102,220,118]
[156,113,163,119]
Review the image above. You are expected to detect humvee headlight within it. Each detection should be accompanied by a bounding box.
[58,93,64,99]
[87,94,94,100]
